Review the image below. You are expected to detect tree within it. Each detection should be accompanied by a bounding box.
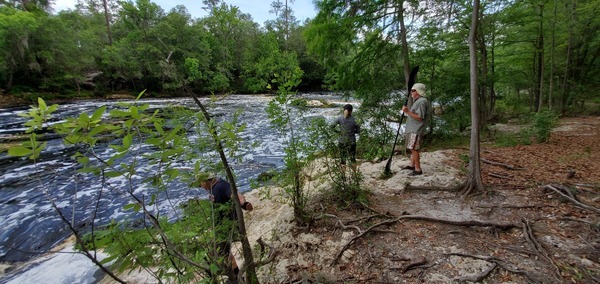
[462,0,486,196]
[0,6,39,90]
[306,0,423,161]
[265,58,311,223]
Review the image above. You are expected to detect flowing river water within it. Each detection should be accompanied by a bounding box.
[0,94,359,283]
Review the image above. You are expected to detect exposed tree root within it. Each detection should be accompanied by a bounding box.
[455,263,497,282]
[445,252,541,283]
[489,172,510,179]
[522,219,562,281]
[331,214,519,266]
[544,184,600,214]
[481,158,525,170]
[405,180,465,192]
[402,258,427,273]
[253,237,277,268]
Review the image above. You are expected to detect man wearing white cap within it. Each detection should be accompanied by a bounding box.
[401,83,430,176]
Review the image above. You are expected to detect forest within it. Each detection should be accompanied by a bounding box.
[1,0,599,283]
[1,0,598,120]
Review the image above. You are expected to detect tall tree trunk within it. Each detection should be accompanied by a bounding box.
[103,0,113,45]
[462,0,485,196]
[561,0,576,114]
[398,0,412,106]
[536,2,545,112]
[489,31,496,118]
[549,0,557,110]
[476,13,489,127]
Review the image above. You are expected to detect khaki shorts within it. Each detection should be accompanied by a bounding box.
[405,133,423,150]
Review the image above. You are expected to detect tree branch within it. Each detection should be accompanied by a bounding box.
[544,184,600,214]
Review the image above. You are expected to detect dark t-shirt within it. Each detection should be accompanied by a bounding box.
[331,115,360,144]
[211,178,236,222]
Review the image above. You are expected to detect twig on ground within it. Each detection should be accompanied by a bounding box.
[489,172,511,179]
[561,217,595,225]
[477,204,546,209]
[574,183,600,190]
[544,184,600,214]
[402,258,427,273]
[481,158,525,170]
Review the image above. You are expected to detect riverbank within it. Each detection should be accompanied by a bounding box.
[0,93,146,109]
[102,114,600,282]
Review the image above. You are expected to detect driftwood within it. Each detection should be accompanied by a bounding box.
[481,158,525,170]
[331,214,519,266]
[544,184,600,214]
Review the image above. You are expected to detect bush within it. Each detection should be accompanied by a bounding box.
[531,110,559,143]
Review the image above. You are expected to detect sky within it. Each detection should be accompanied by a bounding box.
[52,0,318,26]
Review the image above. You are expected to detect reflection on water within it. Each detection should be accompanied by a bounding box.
[0,94,357,282]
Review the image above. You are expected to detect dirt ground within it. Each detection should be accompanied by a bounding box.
[238,116,600,284]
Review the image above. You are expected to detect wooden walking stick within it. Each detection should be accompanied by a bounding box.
[384,65,419,176]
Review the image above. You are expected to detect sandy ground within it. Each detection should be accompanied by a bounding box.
[233,116,599,283]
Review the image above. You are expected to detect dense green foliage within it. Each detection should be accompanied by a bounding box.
[0,0,324,97]
[305,0,599,135]
[8,95,260,282]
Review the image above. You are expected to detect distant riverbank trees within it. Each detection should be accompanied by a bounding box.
[1,0,597,118]
[0,0,325,98]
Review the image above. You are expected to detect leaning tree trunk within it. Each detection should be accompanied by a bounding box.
[462,0,486,196]
[187,88,259,284]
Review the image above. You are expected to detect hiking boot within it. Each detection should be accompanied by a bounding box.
[408,170,423,176]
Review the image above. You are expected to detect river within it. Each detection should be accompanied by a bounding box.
[0,94,359,283]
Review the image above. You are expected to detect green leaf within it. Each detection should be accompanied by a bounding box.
[136,89,146,100]
[76,156,89,165]
[123,133,132,149]
[89,125,107,136]
[105,171,122,178]
[146,137,161,146]
[8,146,33,157]
[91,106,107,122]
[78,112,90,124]
[154,121,164,135]
[38,97,47,111]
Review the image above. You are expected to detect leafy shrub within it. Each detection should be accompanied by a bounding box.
[531,110,559,143]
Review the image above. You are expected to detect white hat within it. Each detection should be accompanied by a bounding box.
[412,83,426,96]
